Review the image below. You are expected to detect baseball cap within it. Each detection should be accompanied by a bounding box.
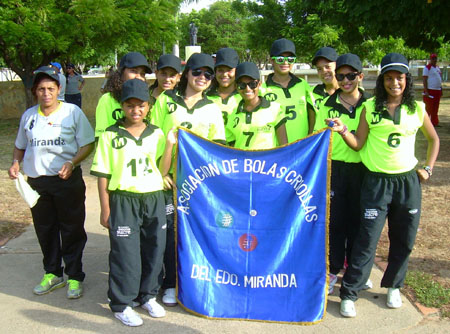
[120,78,149,103]
[235,62,260,81]
[50,62,62,70]
[270,38,296,57]
[312,47,338,65]
[119,52,152,73]
[380,53,409,74]
[33,66,60,85]
[215,48,239,69]
[430,53,437,59]
[157,54,182,73]
[186,53,215,73]
[336,53,362,72]
[66,63,75,69]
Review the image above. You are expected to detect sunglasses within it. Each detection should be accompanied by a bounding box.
[335,72,360,81]
[272,56,296,65]
[191,69,214,80]
[237,80,259,90]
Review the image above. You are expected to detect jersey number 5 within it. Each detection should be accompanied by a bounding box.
[285,105,297,120]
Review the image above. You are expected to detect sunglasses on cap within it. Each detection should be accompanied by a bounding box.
[335,72,360,81]
[272,56,296,65]
[34,69,58,76]
[191,69,214,81]
[237,80,259,90]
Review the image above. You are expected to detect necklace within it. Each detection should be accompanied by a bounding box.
[339,92,361,113]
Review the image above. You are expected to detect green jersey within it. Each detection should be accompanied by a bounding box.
[207,87,242,125]
[95,93,123,138]
[315,88,371,163]
[151,89,226,173]
[360,99,426,174]
[225,97,286,149]
[91,121,165,193]
[260,73,313,143]
[311,84,330,112]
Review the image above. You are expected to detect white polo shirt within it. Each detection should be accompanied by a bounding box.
[423,65,442,90]
[15,102,94,177]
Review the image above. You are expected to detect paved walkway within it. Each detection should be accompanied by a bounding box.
[0,172,448,333]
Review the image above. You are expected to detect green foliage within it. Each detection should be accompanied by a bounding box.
[178,1,254,61]
[405,271,450,309]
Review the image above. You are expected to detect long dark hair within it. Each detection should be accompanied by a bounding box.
[103,68,125,102]
[374,72,415,114]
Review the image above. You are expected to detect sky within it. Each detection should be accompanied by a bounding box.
[180,0,217,13]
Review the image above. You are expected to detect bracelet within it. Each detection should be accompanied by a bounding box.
[423,166,432,177]
[338,125,349,137]
[12,159,20,164]
[66,160,75,170]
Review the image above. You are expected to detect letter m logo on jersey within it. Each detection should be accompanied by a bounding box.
[328,108,341,118]
[264,92,278,101]
[371,112,382,124]
[111,136,127,149]
[175,128,332,324]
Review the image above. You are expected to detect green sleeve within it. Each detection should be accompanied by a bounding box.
[90,132,112,178]
[150,94,166,130]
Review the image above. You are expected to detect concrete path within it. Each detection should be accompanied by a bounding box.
[0,173,448,333]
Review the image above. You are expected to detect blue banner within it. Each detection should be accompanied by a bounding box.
[175,129,331,324]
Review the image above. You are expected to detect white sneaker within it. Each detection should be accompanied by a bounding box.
[387,288,402,308]
[162,288,177,306]
[362,278,373,290]
[340,299,356,317]
[328,274,338,294]
[141,297,166,318]
[114,306,143,327]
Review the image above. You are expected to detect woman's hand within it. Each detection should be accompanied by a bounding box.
[416,168,430,182]
[100,209,110,229]
[58,161,74,180]
[8,161,20,180]
[325,118,345,132]
[163,175,175,190]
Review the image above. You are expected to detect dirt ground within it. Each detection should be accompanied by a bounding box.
[1,98,449,312]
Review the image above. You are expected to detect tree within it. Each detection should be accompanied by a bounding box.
[0,0,183,107]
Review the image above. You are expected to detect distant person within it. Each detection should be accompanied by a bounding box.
[260,38,315,143]
[311,47,339,110]
[8,66,94,300]
[65,63,85,108]
[50,62,66,101]
[423,53,442,127]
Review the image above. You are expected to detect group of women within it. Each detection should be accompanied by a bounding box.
[8,38,439,325]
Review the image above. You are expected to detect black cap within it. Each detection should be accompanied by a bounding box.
[312,47,338,65]
[120,79,149,103]
[380,53,409,74]
[270,38,296,57]
[186,53,215,72]
[66,63,75,69]
[33,66,60,85]
[119,52,152,73]
[215,48,239,69]
[157,54,181,73]
[336,53,362,72]
[235,62,260,81]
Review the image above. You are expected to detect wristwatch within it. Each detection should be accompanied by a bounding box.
[423,166,432,177]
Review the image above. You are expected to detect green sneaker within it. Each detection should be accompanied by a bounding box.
[67,279,83,299]
[33,273,65,295]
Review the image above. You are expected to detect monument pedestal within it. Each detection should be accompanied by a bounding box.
[185,45,201,62]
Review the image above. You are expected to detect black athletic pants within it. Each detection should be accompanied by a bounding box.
[161,189,176,290]
[329,161,366,275]
[28,167,87,282]
[108,190,166,313]
[340,169,422,301]
[65,93,82,109]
